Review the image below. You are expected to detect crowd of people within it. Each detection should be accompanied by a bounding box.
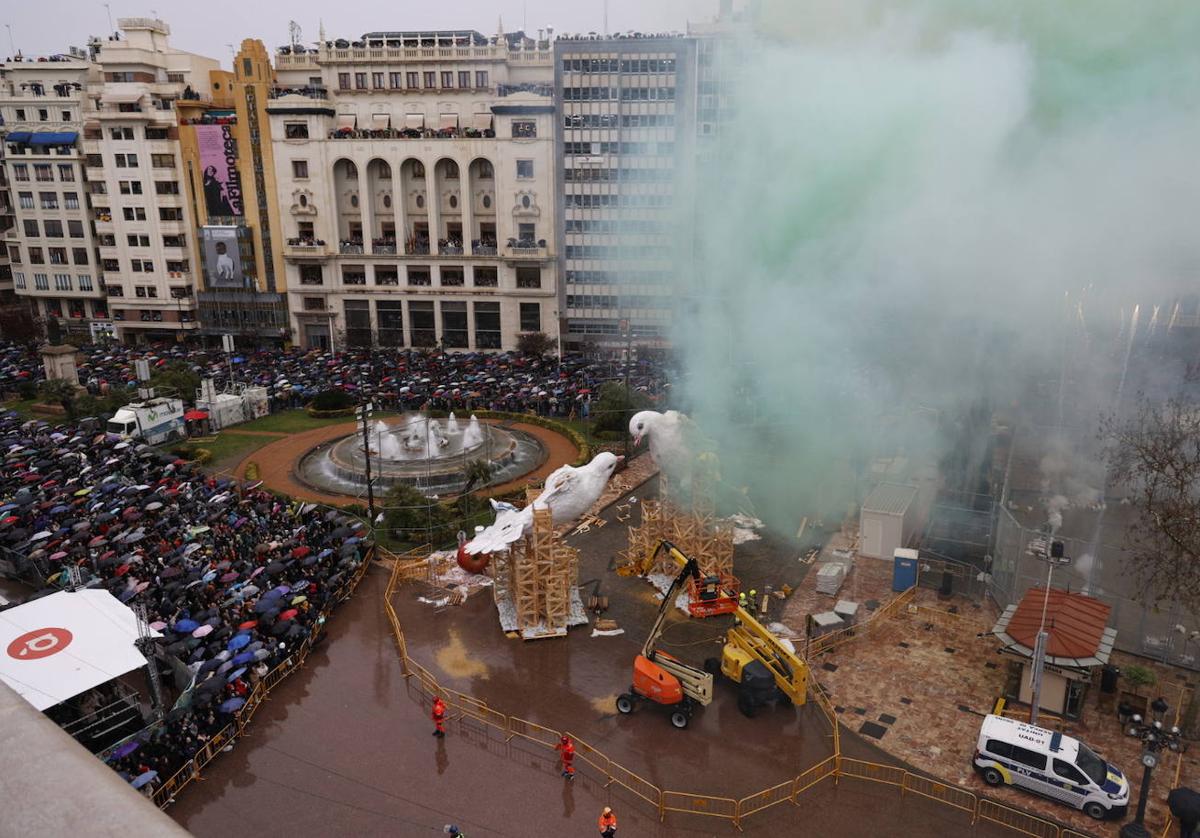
[0,342,670,419]
[0,408,369,794]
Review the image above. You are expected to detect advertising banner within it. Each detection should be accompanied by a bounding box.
[201,226,246,289]
[196,124,243,217]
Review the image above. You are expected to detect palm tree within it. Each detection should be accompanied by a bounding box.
[461,458,496,495]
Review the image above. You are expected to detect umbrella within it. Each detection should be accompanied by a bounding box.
[278,608,298,621]
[271,622,290,636]
[219,697,245,713]
[302,555,319,567]
[149,621,167,631]
[237,620,258,630]
[161,567,183,579]
[266,562,285,575]
[231,651,255,666]
[226,667,248,682]
[291,546,311,559]
[290,595,307,605]
[111,740,140,759]
[130,769,159,790]
[252,599,276,614]
[220,571,239,583]
[227,633,251,651]
[252,648,271,661]
[31,531,51,541]
[192,625,214,638]
[173,619,199,633]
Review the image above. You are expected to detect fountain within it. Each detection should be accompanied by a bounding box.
[296,413,548,497]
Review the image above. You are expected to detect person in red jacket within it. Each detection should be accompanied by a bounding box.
[431,696,446,737]
[556,734,576,779]
[598,806,617,836]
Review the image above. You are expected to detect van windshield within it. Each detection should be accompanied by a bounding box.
[1075,743,1107,785]
[106,420,131,435]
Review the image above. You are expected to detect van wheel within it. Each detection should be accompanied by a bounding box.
[981,767,1004,786]
[1083,801,1107,820]
[616,694,635,715]
[737,692,757,718]
[703,657,721,676]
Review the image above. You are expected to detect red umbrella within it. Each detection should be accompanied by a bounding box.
[115,563,131,576]
[89,536,107,547]
[278,609,298,621]
[237,620,258,630]
[291,546,311,559]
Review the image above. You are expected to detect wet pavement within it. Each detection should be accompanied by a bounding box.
[170,565,1023,837]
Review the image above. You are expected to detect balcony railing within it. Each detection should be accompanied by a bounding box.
[269,85,328,100]
[328,127,494,141]
[284,238,329,256]
[339,240,364,255]
[405,242,430,256]
[438,241,464,256]
[472,241,498,256]
[506,238,549,258]
[371,240,397,255]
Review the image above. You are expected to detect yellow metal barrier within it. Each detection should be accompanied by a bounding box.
[736,777,797,821]
[505,715,560,749]
[902,773,978,819]
[810,586,916,656]
[607,759,664,815]
[662,790,738,823]
[794,755,837,797]
[443,687,508,734]
[564,732,612,781]
[839,757,907,788]
[976,798,1061,838]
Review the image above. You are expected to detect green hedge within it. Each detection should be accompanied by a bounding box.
[306,406,357,419]
[190,448,213,465]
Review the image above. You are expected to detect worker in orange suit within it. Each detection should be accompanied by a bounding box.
[431,696,446,737]
[556,734,576,779]
[598,806,617,837]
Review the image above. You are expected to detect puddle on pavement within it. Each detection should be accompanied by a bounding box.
[434,629,490,679]
[591,693,619,715]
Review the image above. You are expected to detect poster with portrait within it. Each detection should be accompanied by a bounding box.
[196,124,243,218]
[201,226,246,289]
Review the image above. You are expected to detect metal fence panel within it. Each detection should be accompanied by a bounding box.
[976,798,1060,838]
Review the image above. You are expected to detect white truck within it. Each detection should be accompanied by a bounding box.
[106,397,186,445]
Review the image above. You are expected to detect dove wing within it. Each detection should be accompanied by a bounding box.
[532,465,578,511]
[465,506,532,554]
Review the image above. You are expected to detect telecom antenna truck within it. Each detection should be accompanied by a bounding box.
[106,397,185,445]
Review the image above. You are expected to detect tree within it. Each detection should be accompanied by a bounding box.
[517,331,553,357]
[461,458,496,495]
[0,307,38,343]
[1122,664,1156,696]
[592,381,650,435]
[1103,394,1200,610]
[149,361,200,401]
[381,483,455,547]
[38,379,79,418]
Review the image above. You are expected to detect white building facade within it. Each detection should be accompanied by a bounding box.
[269,29,560,352]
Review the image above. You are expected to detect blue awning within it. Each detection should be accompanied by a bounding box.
[29,131,78,146]
[6,131,32,144]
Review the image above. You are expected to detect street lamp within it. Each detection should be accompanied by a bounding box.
[1029,536,1072,726]
[1120,700,1186,838]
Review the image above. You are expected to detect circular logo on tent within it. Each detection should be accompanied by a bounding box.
[7,628,73,660]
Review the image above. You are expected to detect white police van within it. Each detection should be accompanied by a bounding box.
[974,714,1129,820]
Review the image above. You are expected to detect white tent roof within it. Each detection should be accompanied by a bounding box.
[0,590,159,711]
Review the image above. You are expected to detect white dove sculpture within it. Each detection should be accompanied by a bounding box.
[465,451,624,554]
[629,410,697,486]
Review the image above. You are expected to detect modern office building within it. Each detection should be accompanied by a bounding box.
[177,40,289,347]
[553,34,698,356]
[83,18,219,343]
[268,28,560,352]
[0,51,111,340]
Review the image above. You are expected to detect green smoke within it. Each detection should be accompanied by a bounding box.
[676,0,1200,533]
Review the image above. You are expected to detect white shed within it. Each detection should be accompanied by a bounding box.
[859,483,919,560]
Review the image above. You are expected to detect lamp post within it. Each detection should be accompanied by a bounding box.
[356,399,376,522]
[1029,537,1072,725]
[1120,699,1185,838]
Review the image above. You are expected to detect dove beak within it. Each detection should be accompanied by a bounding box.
[631,432,643,447]
[616,455,625,465]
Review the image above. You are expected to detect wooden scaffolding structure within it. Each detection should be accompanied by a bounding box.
[620,474,734,578]
[491,506,580,640]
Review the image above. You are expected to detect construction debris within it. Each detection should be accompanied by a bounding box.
[595,618,620,632]
[491,507,588,639]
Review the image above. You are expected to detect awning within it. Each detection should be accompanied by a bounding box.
[183,409,209,421]
[438,113,459,130]
[5,131,32,144]
[101,89,145,105]
[404,113,425,129]
[370,113,390,130]
[0,590,161,711]
[470,113,493,130]
[335,113,357,131]
[29,131,78,146]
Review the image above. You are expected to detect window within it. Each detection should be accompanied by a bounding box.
[57,164,75,181]
[18,192,34,209]
[1052,759,1087,786]
[987,740,1045,771]
[151,154,175,168]
[516,267,541,289]
[442,301,468,347]
[474,301,500,348]
[155,181,180,195]
[61,110,71,121]
[303,296,326,312]
[296,264,322,286]
[475,71,488,89]
[518,222,536,242]
[49,248,68,265]
[441,71,454,88]
[115,153,130,167]
[159,207,184,221]
[123,207,147,221]
[338,73,351,90]
[406,71,419,88]
[424,71,436,89]
[407,267,432,287]
[54,274,72,291]
[13,272,25,289]
[127,234,151,247]
[166,260,189,273]
[1074,744,1107,786]
[119,180,143,195]
[409,301,435,347]
[34,164,53,182]
[473,267,498,288]
[284,122,309,140]
[516,159,534,179]
[458,71,470,89]
[371,268,396,286]
[134,285,147,297]
[389,72,403,89]
[34,273,49,290]
[105,284,123,296]
[372,72,385,89]
[520,302,540,332]
[13,164,29,182]
[8,247,21,264]
[354,72,367,90]
[163,235,186,248]
[377,300,403,346]
[23,220,39,238]
[441,267,464,287]
[43,221,64,238]
[29,247,45,265]
[344,299,371,347]
[40,192,59,210]
[292,160,309,179]
[64,193,80,210]
[72,247,89,264]
[512,120,536,138]
[15,108,25,121]
[38,109,49,121]
[102,259,119,271]
[342,267,367,285]
[78,275,93,292]
[110,127,134,140]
